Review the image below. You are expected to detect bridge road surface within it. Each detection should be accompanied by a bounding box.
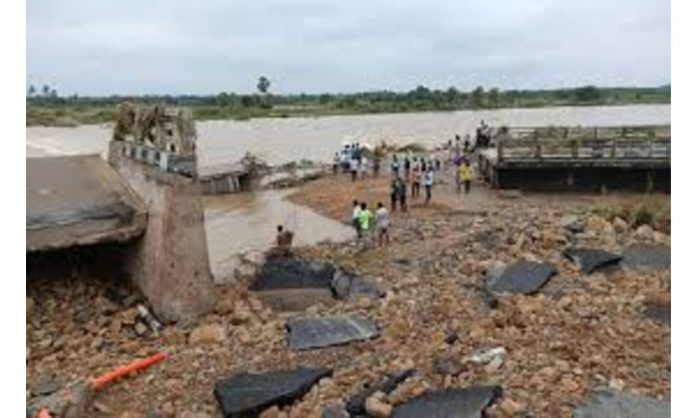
[27,155,147,252]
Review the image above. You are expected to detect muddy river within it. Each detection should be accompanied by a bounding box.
[26,105,670,279]
[26,105,670,166]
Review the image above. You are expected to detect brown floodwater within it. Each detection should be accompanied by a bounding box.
[26,105,670,166]
[203,190,353,281]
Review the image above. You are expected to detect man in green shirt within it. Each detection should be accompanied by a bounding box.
[358,202,373,246]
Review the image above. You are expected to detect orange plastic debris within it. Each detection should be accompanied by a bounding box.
[90,352,168,391]
[36,408,51,418]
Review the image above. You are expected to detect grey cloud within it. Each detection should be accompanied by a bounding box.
[27,0,670,95]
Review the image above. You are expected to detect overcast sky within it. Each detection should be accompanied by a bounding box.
[27,0,670,96]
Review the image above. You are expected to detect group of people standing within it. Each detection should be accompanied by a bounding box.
[351,200,390,247]
[333,142,381,181]
[389,154,439,210]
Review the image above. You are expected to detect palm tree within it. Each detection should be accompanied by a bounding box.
[257,76,271,94]
[27,85,36,96]
[41,84,51,96]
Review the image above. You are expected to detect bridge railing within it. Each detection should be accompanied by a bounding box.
[493,126,671,163]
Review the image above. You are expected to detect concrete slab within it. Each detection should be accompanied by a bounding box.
[214,367,332,418]
[563,248,622,274]
[622,244,671,270]
[487,261,557,295]
[286,315,380,350]
[27,155,146,252]
[393,387,500,418]
[574,389,670,418]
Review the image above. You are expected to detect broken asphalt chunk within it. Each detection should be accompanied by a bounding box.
[487,261,557,295]
[622,244,670,270]
[563,248,622,274]
[251,255,335,291]
[346,369,416,416]
[214,367,332,418]
[393,386,501,418]
[286,315,380,350]
[573,389,670,418]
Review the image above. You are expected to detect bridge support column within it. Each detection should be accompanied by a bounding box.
[108,141,214,323]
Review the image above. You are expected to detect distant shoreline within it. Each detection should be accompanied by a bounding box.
[26,101,671,128]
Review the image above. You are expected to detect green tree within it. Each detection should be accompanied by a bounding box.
[488,87,500,108]
[445,87,459,105]
[27,85,36,96]
[471,86,485,108]
[574,85,601,102]
[257,76,271,94]
[41,84,51,96]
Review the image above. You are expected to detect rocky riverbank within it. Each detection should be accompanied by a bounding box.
[27,172,670,417]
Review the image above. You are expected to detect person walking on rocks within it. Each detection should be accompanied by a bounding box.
[391,155,400,178]
[397,177,408,212]
[390,179,399,211]
[424,167,434,204]
[410,166,421,199]
[349,156,359,182]
[358,202,373,247]
[404,156,411,179]
[375,202,390,246]
[457,160,473,194]
[352,200,362,239]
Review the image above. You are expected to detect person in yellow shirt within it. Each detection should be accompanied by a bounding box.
[457,160,473,194]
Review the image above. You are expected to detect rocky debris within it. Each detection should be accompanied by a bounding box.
[346,369,417,416]
[467,347,507,366]
[563,248,622,274]
[188,324,226,345]
[612,217,629,233]
[365,392,393,418]
[644,302,670,326]
[392,386,501,418]
[573,389,670,418]
[286,315,380,350]
[27,379,92,418]
[433,356,464,376]
[29,376,61,397]
[495,397,527,417]
[560,215,585,234]
[487,261,557,295]
[323,404,349,418]
[622,244,670,270]
[499,190,522,199]
[331,270,384,301]
[214,367,332,418]
[251,255,335,291]
[634,224,655,241]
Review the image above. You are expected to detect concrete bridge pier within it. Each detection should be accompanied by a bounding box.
[108,141,214,323]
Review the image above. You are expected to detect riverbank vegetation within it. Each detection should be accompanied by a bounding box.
[26,82,670,127]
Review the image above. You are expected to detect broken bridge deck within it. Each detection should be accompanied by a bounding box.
[27,155,147,252]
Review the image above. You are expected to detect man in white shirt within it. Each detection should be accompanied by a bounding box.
[375,202,390,246]
[424,168,435,204]
[349,157,359,182]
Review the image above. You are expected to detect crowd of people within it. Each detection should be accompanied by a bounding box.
[328,127,492,248]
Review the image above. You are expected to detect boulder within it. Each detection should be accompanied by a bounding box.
[487,261,557,295]
[563,248,622,274]
[214,367,332,418]
[188,324,226,345]
[286,315,380,350]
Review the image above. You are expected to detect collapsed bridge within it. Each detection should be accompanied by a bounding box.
[26,105,214,322]
[477,125,671,192]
